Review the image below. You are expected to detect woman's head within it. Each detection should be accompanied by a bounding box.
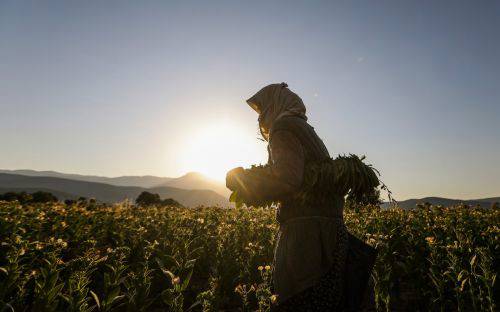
[247,83,307,140]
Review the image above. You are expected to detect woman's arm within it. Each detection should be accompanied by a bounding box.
[227,130,304,202]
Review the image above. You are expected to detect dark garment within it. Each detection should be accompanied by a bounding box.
[273,218,348,310]
[273,216,346,303]
[269,116,344,223]
[274,233,377,311]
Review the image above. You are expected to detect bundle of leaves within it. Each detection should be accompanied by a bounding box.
[229,154,386,208]
[228,164,276,208]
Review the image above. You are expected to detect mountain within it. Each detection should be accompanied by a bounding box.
[0,173,229,207]
[383,196,500,210]
[0,169,173,188]
[161,172,230,197]
[0,169,230,197]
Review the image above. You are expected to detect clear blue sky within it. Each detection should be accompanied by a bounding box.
[1,1,499,200]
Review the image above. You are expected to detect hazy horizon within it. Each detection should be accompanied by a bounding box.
[1,167,498,202]
[0,167,215,180]
[1,1,499,201]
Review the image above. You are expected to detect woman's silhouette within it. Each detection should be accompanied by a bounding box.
[226,83,375,311]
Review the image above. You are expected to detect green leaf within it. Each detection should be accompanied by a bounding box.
[162,269,175,281]
[470,254,477,267]
[457,270,467,281]
[187,300,202,311]
[185,259,196,269]
[460,278,468,292]
[1,303,14,312]
[47,283,64,302]
[90,290,100,309]
[181,269,193,291]
[105,286,121,305]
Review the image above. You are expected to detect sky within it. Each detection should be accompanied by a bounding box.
[1,1,499,200]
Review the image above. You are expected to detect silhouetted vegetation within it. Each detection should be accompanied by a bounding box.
[0,191,58,204]
[64,199,76,205]
[346,188,382,207]
[135,191,182,207]
[31,191,58,203]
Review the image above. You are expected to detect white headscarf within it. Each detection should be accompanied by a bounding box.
[246,83,307,140]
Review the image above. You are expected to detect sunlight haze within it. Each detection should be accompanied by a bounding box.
[179,120,267,181]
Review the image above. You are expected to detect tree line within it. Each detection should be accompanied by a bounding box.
[0,191,181,207]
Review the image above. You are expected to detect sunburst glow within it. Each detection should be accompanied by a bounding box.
[179,122,267,181]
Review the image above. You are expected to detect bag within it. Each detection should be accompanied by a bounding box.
[343,232,378,312]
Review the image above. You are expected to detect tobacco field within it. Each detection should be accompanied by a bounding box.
[0,201,498,311]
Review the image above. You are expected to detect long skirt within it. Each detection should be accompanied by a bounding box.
[272,216,348,308]
[273,217,376,311]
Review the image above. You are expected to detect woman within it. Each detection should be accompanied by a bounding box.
[226,83,375,310]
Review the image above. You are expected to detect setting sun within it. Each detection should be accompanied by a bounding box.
[179,122,267,181]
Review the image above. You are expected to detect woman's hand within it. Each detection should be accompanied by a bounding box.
[226,167,244,190]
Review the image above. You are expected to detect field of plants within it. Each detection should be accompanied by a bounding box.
[0,201,498,311]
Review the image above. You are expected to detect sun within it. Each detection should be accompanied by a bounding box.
[179,122,266,181]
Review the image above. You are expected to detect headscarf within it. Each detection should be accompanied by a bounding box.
[246,83,307,140]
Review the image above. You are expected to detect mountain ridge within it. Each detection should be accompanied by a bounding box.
[0,169,229,197]
[159,171,230,197]
[0,173,229,207]
[384,196,500,209]
[0,169,174,188]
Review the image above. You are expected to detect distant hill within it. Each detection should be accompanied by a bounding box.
[0,169,173,188]
[0,173,229,207]
[0,169,230,198]
[160,172,230,197]
[0,169,229,197]
[383,196,500,210]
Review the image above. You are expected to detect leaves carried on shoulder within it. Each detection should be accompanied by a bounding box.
[229,154,383,208]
